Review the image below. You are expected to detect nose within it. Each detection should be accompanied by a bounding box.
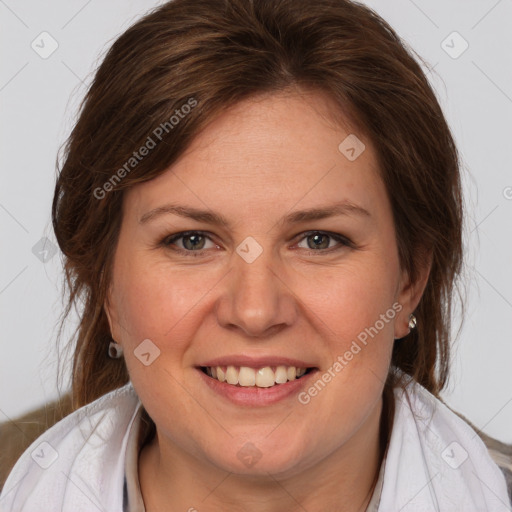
[215,246,298,338]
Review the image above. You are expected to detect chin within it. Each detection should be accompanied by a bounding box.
[206,439,311,478]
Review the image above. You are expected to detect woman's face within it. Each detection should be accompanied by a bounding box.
[106,90,423,477]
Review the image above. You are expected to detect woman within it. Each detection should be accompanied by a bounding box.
[1,0,509,510]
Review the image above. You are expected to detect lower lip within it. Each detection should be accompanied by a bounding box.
[197,368,318,406]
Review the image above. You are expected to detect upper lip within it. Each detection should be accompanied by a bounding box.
[199,355,317,369]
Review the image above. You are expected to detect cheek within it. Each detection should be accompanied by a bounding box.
[294,265,397,436]
[111,256,218,344]
[291,256,399,415]
[110,259,212,421]
[295,258,399,347]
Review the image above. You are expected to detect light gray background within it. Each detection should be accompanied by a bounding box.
[1,0,511,442]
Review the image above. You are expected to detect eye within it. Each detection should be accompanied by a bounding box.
[296,231,352,252]
[160,230,353,257]
[162,231,218,253]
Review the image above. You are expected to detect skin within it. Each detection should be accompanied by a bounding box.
[105,89,430,512]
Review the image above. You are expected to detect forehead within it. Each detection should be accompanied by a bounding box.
[124,90,385,222]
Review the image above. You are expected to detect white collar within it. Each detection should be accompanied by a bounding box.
[379,377,510,511]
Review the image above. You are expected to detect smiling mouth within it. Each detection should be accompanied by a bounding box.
[199,365,315,388]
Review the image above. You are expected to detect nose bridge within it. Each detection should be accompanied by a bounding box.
[216,240,296,337]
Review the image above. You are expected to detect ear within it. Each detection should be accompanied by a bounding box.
[394,250,432,339]
[104,285,123,344]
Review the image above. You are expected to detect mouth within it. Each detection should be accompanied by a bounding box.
[198,365,315,388]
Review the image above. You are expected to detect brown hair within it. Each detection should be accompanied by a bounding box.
[52,0,463,410]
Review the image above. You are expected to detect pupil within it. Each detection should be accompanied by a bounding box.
[184,234,204,250]
[309,234,328,250]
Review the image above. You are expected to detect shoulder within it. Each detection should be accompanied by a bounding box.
[412,383,512,504]
[0,383,140,512]
[384,377,511,510]
[393,378,495,466]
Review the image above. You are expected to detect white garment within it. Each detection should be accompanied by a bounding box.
[0,380,509,512]
[123,406,146,512]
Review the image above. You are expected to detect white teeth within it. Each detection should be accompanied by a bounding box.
[238,366,256,386]
[275,366,288,384]
[226,365,238,385]
[204,365,310,388]
[296,368,306,377]
[255,367,275,388]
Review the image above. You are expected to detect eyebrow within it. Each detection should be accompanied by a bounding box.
[139,200,371,227]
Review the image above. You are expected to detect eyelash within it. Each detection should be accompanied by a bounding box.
[160,230,354,257]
